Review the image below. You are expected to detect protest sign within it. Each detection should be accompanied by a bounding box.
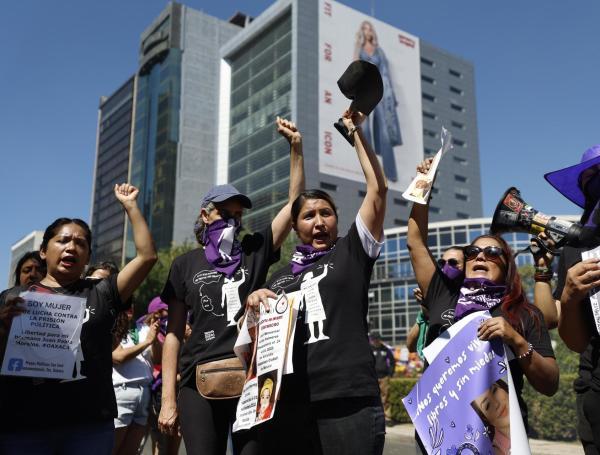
[233,292,300,431]
[581,246,600,335]
[403,312,530,455]
[1,291,86,379]
[403,127,453,205]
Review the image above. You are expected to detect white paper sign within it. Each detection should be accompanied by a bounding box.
[403,127,453,204]
[1,291,86,379]
[581,246,600,336]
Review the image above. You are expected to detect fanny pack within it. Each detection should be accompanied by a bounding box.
[195,357,246,400]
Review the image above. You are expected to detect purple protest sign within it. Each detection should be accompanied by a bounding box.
[403,314,510,455]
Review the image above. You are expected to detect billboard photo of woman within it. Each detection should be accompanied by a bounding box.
[354,20,402,182]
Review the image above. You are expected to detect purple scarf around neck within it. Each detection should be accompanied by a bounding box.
[291,243,334,275]
[202,218,242,278]
[454,277,506,321]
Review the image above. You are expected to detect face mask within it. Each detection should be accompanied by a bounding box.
[441,263,463,281]
[202,218,242,278]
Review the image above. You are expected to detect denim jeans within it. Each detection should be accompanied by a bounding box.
[258,396,385,455]
[0,420,114,455]
[314,397,385,455]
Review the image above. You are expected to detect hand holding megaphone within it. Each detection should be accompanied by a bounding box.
[491,187,587,252]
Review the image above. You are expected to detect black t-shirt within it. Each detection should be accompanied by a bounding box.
[0,275,125,430]
[161,228,278,387]
[265,222,380,402]
[423,269,555,426]
[553,246,600,393]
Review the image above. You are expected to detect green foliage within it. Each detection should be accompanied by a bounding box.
[523,373,578,441]
[267,234,298,280]
[389,377,418,423]
[133,242,195,315]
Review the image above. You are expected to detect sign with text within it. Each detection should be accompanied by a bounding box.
[1,291,86,379]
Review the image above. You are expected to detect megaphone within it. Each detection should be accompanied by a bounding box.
[491,187,583,249]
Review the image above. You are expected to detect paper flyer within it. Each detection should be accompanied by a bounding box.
[581,246,600,336]
[233,292,300,431]
[402,127,453,204]
[1,291,86,379]
[403,312,530,455]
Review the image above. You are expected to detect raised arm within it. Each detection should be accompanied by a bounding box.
[112,319,159,365]
[530,235,559,329]
[558,258,600,352]
[342,110,388,241]
[114,184,158,302]
[271,117,305,249]
[407,158,437,297]
[158,296,187,435]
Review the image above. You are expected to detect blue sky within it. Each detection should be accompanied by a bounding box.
[1,0,599,289]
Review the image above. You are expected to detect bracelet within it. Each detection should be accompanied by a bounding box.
[517,342,534,360]
[535,266,551,274]
[534,273,553,282]
[348,125,360,136]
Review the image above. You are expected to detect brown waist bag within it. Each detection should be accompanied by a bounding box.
[195,357,246,400]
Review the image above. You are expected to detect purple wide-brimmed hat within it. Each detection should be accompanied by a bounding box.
[544,145,600,208]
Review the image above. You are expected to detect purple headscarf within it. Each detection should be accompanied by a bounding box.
[202,218,242,278]
[290,243,335,275]
[454,278,506,321]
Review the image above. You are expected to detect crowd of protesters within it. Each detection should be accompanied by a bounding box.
[0,108,599,455]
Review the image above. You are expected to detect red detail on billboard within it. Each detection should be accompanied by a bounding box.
[324,1,332,17]
[324,43,332,62]
[324,131,333,155]
[399,34,415,48]
[324,90,332,104]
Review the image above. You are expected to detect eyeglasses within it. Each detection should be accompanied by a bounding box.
[464,245,504,261]
[437,258,461,268]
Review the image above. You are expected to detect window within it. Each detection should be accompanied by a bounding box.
[393,198,408,206]
[421,74,435,84]
[424,129,437,138]
[423,110,436,120]
[320,182,337,191]
[455,174,468,183]
[424,148,436,156]
[394,219,408,226]
[451,120,465,129]
[452,138,465,147]
[455,193,468,201]
[421,57,434,67]
[453,156,467,165]
[450,86,463,95]
[430,206,441,214]
[449,69,462,78]
[431,187,439,194]
[451,103,465,112]
[457,212,469,219]
[422,93,436,102]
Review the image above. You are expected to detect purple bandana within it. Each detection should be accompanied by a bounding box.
[442,263,463,281]
[202,218,242,278]
[454,278,506,321]
[291,243,334,275]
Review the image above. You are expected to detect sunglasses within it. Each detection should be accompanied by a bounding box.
[464,245,504,261]
[437,258,461,268]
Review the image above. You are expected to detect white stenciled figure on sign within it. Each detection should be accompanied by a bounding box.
[221,268,246,326]
[301,264,329,344]
[62,306,89,382]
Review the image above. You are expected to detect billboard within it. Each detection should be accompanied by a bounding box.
[318,0,423,192]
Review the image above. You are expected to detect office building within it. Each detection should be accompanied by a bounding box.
[90,76,135,265]
[368,215,580,345]
[8,231,43,287]
[218,0,482,233]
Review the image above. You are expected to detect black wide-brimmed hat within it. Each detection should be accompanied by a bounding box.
[337,60,383,116]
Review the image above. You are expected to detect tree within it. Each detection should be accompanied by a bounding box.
[133,242,195,315]
[267,234,298,280]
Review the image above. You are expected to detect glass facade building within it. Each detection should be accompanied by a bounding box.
[220,0,483,237]
[368,215,580,345]
[227,14,293,231]
[90,77,135,265]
